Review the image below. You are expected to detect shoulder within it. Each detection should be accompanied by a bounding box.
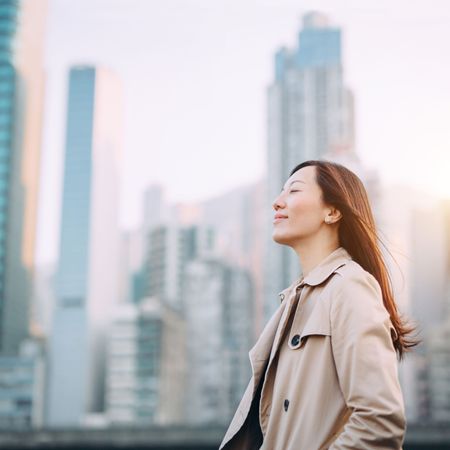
[334,259,381,289]
[328,260,384,313]
[326,259,398,353]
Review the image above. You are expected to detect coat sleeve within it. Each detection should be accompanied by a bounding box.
[328,270,406,450]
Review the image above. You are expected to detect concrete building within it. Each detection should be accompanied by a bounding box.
[30,263,55,340]
[410,204,448,333]
[106,298,186,425]
[375,186,450,422]
[418,200,450,423]
[142,184,170,231]
[47,66,122,426]
[265,11,354,319]
[119,184,170,305]
[143,223,215,311]
[198,180,267,337]
[0,339,45,429]
[120,229,146,304]
[0,0,47,354]
[184,258,253,425]
[406,198,448,422]
[426,313,450,423]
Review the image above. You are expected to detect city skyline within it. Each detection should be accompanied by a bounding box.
[37,0,450,266]
[1,1,449,441]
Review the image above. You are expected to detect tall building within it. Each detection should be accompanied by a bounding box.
[375,186,450,422]
[119,184,170,306]
[105,298,186,425]
[142,223,215,311]
[0,339,45,429]
[47,66,122,426]
[30,263,55,340]
[426,315,450,424]
[184,258,253,425]
[199,180,267,337]
[0,0,47,354]
[265,11,354,319]
[410,204,448,332]
[119,229,146,304]
[410,198,450,423]
[142,184,169,231]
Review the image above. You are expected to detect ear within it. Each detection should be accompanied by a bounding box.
[325,207,342,224]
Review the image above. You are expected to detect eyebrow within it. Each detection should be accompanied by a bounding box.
[281,180,305,192]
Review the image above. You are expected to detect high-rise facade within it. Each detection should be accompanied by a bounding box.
[184,258,253,425]
[0,0,47,354]
[143,223,215,311]
[265,12,354,319]
[47,66,122,426]
[106,298,186,425]
[409,198,450,422]
[427,316,450,423]
[199,180,267,336]
[410,205,448,332]
[0,339,45,428]
[0,0,19,353]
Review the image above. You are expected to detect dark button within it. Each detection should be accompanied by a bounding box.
[291,334,300,346]
[279,293,285,301]
[284,399,289,411]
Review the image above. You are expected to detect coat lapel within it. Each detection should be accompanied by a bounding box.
[248,299,286,389]
[265,247,353,372]
[266,286,302,366]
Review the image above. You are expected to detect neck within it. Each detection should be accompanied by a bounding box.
[294,239,340,278]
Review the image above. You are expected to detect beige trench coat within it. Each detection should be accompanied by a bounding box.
[220,247,406,450]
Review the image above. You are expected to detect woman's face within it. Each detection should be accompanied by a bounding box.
[272,165,329,246]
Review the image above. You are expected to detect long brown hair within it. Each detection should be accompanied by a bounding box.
[290,159,419,360]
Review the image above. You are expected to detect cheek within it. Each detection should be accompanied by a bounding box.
[290,199,323,227]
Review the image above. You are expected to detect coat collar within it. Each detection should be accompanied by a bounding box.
[278,246,352,301]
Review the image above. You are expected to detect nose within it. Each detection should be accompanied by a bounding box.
[272,192,286,211]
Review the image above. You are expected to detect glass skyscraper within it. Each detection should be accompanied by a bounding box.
[265,12,354,319]
[47,68,95,426]
[0,0,47,431]
[47,66,122,426]
[0,0,47,354]
[0,0,19,352]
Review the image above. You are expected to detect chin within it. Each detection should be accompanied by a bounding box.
[272,232,293,246]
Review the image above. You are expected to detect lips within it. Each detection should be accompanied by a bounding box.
[273,214,288,223]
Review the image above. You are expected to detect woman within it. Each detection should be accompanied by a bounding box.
[219,160,417,450]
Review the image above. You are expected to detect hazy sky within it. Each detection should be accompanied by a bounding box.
[37,0,450,264]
